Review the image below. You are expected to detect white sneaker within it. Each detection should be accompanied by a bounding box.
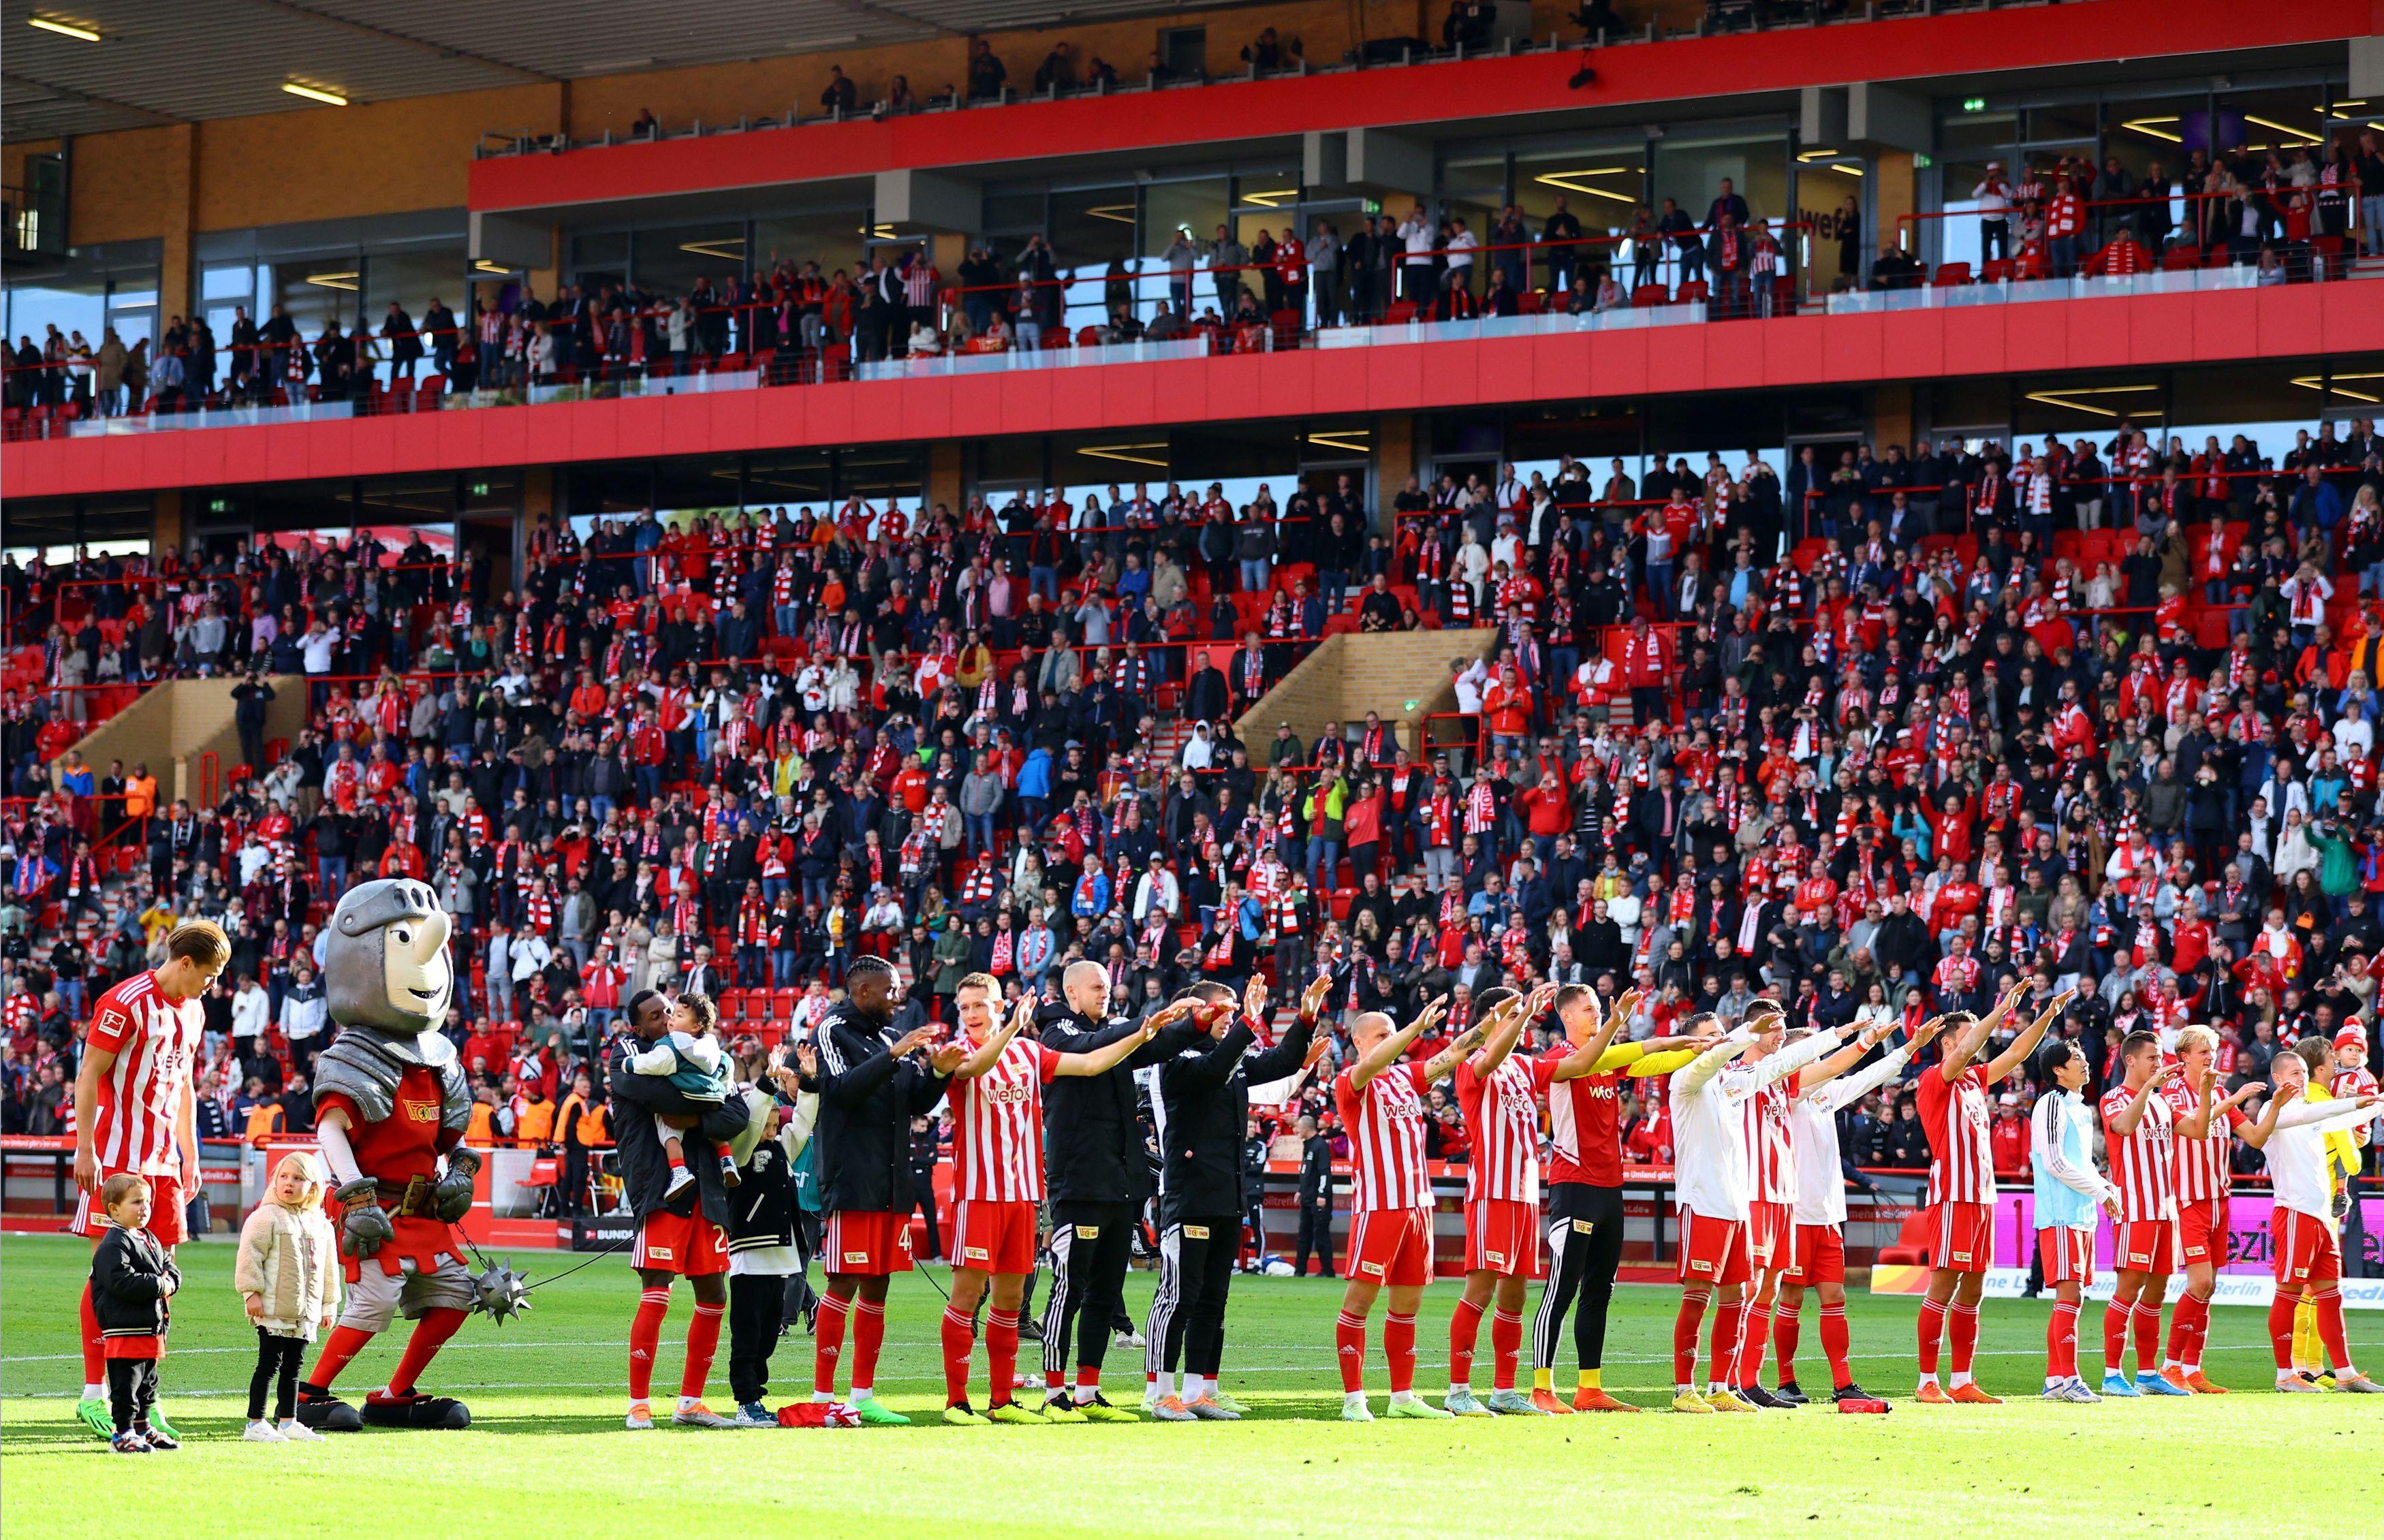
[277,1418,324,1441]
[242,1419,285,1443]
[663,1168,696,1200]
[1112,1327,1147,1349]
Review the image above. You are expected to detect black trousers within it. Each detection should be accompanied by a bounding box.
[1295,1191,1336,1277]
[1145,1215,1239,1380]
[108,1355,159,1432]
[1533,1182,1625,1373]
[1041,1199,1135,1379]
[911,1169,943,1261]
[728,1270,789,1405]
[249,1329,304,1419]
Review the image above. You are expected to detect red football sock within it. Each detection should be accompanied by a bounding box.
[2102,1300,2131,1376]
[1948,1302,1979,1378]
[1447,1296,1485,1389]
[851,1297,886,1391]
[386,1307,464,1398]
[1490,1308,1523,1392]
[1915,1297,1947,1378]
[1075,1364,1100,1390]
[2131,1300,2162,1376]
[1819,1302,1853,1389]
[680,1302,724,1400]
[2312,1287,2353,1373]
[941,1304,975,1406]
[1708,1298,1742,1387]
[987,1310,1020,1409]
[1335,1310,1368,1394]
[1383,1313,1417,1396]
[629,1287,670,1402]
[2048,1301,2079,1379]
[1673,1290,1709,1385]
[2165,1294,2207,1368]
[307,1323,374,1394]
[2267,1293,2298,1370]
[664,1146,687,1172]
[1772,1298,1802,1385]
[80,1280,104,1386]
[812,1289,851,1396]
[1735,1301,1772,1387]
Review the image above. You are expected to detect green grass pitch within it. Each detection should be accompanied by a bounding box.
[4,1233,2377,1536]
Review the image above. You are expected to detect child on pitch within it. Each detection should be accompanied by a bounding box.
[235,1150,342,1441]
[89,1174,181,1453]
[725,1039,826,1427]
[631,992,740,1199]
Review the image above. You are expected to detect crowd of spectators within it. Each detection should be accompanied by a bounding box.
[7,125,2372,428]
[5,409,2383,1202]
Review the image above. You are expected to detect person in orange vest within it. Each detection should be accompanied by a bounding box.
[463,1086,500,1146]
[512,1080,556,1149]
[243,1093,287,1145]
[556,1071,611,1216]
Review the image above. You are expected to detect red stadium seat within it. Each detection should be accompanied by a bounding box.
[1631,283,1670,308]
[1931,262,1971,287]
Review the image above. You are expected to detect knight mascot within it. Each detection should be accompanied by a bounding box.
[293,879,482,1431]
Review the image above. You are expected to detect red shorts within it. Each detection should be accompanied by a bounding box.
[1347,1207,1433,1288]
[1930,1200,1993,1274]
[2114,1219,2176,1275]
[2272,1207,2342,1287]
[1677,1210,1749,1288]
[72,1172,187,1248]
[1785,1223,1843,1285]
[1462,1198,1541,1278]
[1746,1200,1794,1271]
[2037,1225,2095,1287]
[821,1209,915,1276]
[631,1209,729,1277]
[952,1198,1037,1275]
[2177,1197,2228,1267]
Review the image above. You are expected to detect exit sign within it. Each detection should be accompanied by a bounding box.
[206,497,232,514]
[469,480,492,498]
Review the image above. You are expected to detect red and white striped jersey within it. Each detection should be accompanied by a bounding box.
[948,1035,1061,1203]
[1454,1052,1555,1204]
[1917,1063,1996,1206]
[85,971,204,1175]
[2100,1081,2178,1222]
[2167,1074,2248,1203]
[1335,1061,1433,1212]
[1742,1077,1797,1206]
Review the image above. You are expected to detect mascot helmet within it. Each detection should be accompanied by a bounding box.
[324,878,454,1037]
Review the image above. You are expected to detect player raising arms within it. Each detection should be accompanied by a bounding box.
[1771,1014,1932,1409]
[1531,985,1703,1413]
[2260,1039,2384,1394]
[2028,1037,2124,1402]
[2160,1024,2265,1392]
[937,976,1181,1425]
[1441,983,1563,1415]
[69,920,230,1441]
[2097,1028,2197,1398]
[1332,995,1484,1421]
[803,956,962,1426]
[1667,1009,1852,1413]
[1913,984,2054,1404]
[1144,975,1326,1422]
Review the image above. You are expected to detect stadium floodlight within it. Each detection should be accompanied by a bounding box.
[283,82,349,106]
[29,16,102,42]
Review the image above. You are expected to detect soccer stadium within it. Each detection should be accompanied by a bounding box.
[3,1,2383,1533]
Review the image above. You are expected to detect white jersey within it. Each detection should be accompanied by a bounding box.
[1670,1027,1841,1222]
[1789,1043,1913,1225]
[2267,1095,2377,1222]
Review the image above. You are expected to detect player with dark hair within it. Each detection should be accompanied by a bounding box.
[799,956,963,1425]
[2097,1028,2193,1397]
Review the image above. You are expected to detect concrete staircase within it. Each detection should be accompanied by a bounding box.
[62,673,308,806]
[1232,628,1499,770]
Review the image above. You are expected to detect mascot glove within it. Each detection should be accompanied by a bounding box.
[434,1147,483,1224]
[335,1178,395,1259]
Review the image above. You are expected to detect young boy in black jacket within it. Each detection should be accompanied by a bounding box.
[90,1174,183,1452]
[726,1048,822,1427]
